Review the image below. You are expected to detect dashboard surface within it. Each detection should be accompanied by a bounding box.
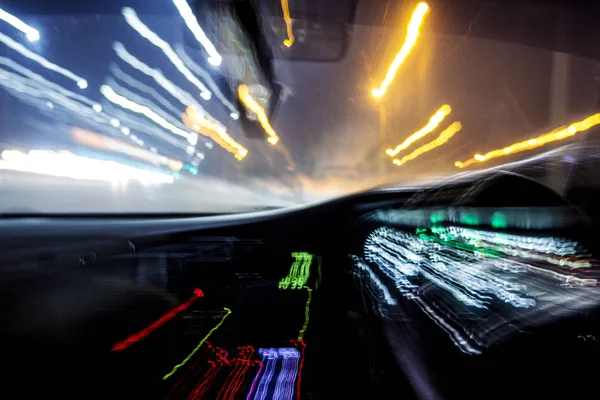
[0,172,599,399]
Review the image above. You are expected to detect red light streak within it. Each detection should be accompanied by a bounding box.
[165,351,208,400]
[217,346,257,400]
[112,288,204,351]
[166,343,263,400]
[187,344,230,400]
[290,339,306,400]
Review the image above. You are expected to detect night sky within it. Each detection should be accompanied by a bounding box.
[1,0,600,196]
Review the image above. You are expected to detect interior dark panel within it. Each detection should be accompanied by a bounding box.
[0,172,598,399]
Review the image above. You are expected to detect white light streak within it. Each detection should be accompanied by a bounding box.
[172,0,222,66]
[121,7,211,99]
[174,44,238,118]
[356,259,398,306]
[105,76,191,134]
[0,150,174,185]
[101,84,198,145]
[360,225,600,354]
[0,57,100,112]
[0,32,87,89]
[112,42,207,113]
[109,63,182,117]
[102,103,198,150]
[0,68,108,127]
[414,297,482,355]
[0,8,40,41]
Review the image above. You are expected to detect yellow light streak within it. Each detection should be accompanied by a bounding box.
[454,113,600,169]
[237,84,280,145]
[371,2,429,98]
[281,0,294,47]
[393,121,462,166]
[386,104,451,156]
[183,107,248,160]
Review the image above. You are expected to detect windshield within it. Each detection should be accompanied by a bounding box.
[0,0,598,213]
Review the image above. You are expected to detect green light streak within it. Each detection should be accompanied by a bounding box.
[491,212,508,229]
[430,210,445,224]
[162,307,232,380]
[298,286,312,340]
[279,252,312,290]
[459,211,480,226]
[419,230,503,258]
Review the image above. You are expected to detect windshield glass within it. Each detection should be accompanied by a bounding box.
[0,0,598,213]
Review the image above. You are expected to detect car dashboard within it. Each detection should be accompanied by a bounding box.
[0,172,599,400]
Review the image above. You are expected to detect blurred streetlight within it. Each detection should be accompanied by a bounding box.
[370,2,431,181]
[455,113,600,169]
[371,2,430,99]
[386,104,451,157]
[281,0,294,47]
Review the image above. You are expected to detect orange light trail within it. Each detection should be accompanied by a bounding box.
[238,84,280,145]
[112,288,204,351]
[281,0,294,47]
[71,127,184,172]
[393,121,462,166]
[372,2,430,98]
[455,113,600,169]
[183,107,248,160]
[386,104,451,156]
